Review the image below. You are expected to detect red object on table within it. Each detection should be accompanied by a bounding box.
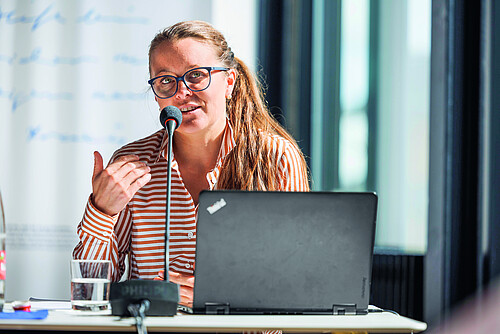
[12,301,31,312]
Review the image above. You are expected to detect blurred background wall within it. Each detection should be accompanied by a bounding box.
[0,0,257,302]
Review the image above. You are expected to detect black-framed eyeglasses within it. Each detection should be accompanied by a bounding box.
[148,66,229,99]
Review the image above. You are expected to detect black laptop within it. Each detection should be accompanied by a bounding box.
[189,190,377,315]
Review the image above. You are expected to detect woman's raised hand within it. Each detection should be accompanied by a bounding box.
[91,151,152,216]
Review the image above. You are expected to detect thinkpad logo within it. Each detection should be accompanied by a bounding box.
[207,198,227,214]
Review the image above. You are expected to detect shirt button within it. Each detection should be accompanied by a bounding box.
[187,231,194,239]
[102,232,109,237]
[185,263,191,269]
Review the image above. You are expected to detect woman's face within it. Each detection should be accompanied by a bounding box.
[149,38,236,137]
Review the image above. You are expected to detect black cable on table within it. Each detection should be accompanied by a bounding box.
[127,300,151,334]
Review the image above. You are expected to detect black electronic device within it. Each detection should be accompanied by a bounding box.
[190,190,378,315]
[110,280,179,316]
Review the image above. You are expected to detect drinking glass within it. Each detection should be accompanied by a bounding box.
[70,259,111,311]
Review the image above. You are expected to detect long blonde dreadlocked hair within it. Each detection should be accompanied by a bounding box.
[149,21,309,191]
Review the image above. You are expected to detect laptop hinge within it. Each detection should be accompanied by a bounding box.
[333,304,357,315]
[205,302,230,315]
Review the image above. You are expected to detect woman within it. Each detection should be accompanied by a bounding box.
[73,20,309,306]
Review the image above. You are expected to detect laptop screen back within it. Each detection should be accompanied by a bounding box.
[193,190,377,315]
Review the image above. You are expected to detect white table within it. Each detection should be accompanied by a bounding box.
[0,306,427,333]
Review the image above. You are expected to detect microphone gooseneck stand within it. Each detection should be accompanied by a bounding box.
[160,105,183,281]
[164,118,175,282]
[109,107,182,328]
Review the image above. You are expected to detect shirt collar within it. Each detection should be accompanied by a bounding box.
[155,117,236,164]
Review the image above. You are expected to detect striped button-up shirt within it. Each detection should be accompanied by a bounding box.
[73,121,309,281]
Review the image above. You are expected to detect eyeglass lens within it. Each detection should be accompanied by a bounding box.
[152,68,211,98]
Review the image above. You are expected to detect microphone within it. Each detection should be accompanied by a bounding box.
[159,106,182,282]
[160,105,182,133]
[109,106,182,317]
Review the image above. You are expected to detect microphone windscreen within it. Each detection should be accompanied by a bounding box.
[160,106,182,129]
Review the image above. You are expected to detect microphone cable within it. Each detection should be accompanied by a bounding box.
[127,299,151,334]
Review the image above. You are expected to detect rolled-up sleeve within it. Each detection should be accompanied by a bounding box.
[72,195,132,281]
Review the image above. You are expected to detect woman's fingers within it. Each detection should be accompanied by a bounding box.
[91,153,151,216]
[155,270,194,307]
[169,271,194,287]
[169,271,194,306]
[98,154,139,176]
[156,270,165,280]
[92,151,104,181]
[179,285,193,307]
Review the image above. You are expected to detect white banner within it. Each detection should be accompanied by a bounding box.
[0,0,256,300]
